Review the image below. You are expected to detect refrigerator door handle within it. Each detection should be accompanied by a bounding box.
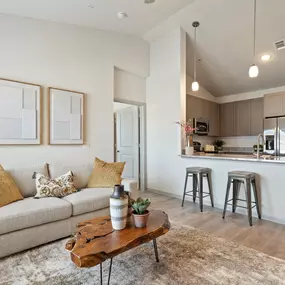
[276,126,279,157]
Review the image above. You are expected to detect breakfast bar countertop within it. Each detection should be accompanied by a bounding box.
[180,152,285,164]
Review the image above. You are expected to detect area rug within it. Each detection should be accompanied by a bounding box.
[1,224,285,285]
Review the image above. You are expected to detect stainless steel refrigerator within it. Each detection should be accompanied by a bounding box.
[264,117,285,156]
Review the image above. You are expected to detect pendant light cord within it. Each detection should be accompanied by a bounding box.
[253,0,257,62]
[194,25,197,81]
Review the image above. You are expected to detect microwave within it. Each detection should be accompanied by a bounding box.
[192,118,209,136]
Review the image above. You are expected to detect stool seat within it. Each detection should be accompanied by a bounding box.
[186,167,211,174]
[228,171,255,179]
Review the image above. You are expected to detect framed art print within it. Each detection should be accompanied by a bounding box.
[0,78,42,145]
[48,87,84,145]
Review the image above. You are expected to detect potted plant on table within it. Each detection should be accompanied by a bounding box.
[213,139,225,151]
[131,197,151,228]
[175,120,196,155]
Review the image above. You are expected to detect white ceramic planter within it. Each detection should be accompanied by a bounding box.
[185,146,194,155]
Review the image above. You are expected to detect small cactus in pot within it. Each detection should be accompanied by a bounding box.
[131,197,151,228]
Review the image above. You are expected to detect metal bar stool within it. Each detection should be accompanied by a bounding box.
[222,171,261,226]
[182,167,214,212]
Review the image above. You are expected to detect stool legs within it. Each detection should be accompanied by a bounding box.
[193,174,197,203]
[223,177,232,219]
[182,169,213,212]
[198,173,203,212]
[251,178,261,219]
[182,172,188,207]
[232,180,241,213]
[244,178,253,226]
[206,172,214,208]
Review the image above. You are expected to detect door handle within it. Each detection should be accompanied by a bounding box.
[117,150,120,153]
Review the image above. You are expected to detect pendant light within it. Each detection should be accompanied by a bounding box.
[249,0,259,78]
[192,21,200,91]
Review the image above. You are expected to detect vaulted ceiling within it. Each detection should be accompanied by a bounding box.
[0,0,285,96]
[144,0,285,96]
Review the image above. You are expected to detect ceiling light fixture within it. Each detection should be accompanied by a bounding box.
[87,4,94,8]
[192,21,200,92]
[117,12,128,20]
[261,54,271,61]
[145,0,155,3]
[249,0,259,78]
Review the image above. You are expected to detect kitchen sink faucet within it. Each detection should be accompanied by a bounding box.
[257,134,264,159]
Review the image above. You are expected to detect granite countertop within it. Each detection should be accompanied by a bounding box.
[180,152,285,164]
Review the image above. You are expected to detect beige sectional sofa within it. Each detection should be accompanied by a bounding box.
[0,163,138,258]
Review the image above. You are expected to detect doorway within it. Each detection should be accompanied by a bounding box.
[113,100,146,191]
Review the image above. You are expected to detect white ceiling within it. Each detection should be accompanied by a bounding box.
[0,0,190,36]
[144,0,285,96]
[1,0,285,96]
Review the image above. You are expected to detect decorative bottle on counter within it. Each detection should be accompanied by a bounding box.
[185,135,194,155]
[110,185,128,230]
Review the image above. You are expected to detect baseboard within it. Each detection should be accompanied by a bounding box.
[147,188,285,226]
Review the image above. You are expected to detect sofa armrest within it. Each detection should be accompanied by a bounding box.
[121,179,138,198]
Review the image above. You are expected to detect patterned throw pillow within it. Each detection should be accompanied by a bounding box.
[34,171,77,198]
[87,158,125,188]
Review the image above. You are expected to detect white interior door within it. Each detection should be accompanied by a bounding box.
[116,106,139,180]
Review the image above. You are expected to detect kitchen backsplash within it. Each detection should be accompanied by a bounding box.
[193,135,257,151]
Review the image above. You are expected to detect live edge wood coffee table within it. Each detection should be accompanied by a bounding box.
[66,210,170,285]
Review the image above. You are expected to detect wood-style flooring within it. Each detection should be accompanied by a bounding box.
[144,191,285,261]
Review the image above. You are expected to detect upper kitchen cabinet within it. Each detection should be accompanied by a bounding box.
[250,98,264,135]
[186,95,203,120]
[220,102,235,137]
[208,101,219,136]
[264,92,285,118]
[235,100,250,136]
[186,95,219,136]
[186,95,210,120]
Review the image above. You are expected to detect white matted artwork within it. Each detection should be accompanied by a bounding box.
[0,78,41,145]
[49,88,84,145]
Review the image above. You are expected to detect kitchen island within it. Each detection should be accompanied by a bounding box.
[172,152,285,226]
[181,152,285,164]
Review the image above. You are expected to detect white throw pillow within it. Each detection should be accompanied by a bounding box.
[34,171,77,198]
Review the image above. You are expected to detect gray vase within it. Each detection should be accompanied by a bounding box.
[110,185,128,230]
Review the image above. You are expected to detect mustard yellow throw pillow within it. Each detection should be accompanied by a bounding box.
[0,165,23,208]
[87,158,125,188]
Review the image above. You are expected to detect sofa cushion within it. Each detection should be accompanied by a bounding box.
[62,188,113,216]
[0,197,72,235]
[48,164,92,190]
[6,164,49,197]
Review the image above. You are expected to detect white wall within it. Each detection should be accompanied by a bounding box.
[146,27,186,193]
[0,15,149,168]
[114,68,146,103]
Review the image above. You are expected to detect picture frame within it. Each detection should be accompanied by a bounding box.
[0,78,42,145]
[48,87,85,145]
